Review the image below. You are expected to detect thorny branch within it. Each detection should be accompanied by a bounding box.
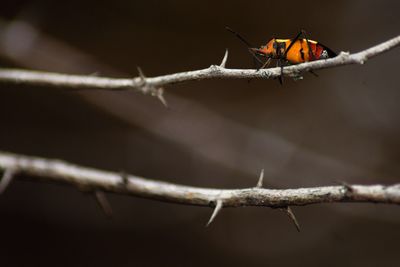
[0,35,399,104]
[1,151,400,228]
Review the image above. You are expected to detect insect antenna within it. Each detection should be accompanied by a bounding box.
[226,27,254,47]
[225,26,265,67]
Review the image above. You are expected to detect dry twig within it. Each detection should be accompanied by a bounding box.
[0,35,398,103]
[0,151,399,226]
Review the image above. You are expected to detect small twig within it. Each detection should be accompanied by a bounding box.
[0,168,16,194]
[0,35,398,94]
[206,199,223,227]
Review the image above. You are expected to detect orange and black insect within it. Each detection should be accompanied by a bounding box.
[226,27,337,83]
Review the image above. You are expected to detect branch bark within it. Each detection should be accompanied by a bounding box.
[0,35,398,101]
[1,151,400,208]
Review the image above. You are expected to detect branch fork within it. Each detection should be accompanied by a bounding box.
[136,67,167,107]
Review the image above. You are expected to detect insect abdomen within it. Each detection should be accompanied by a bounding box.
[285,40,336,64]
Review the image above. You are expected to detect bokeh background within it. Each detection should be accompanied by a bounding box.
[0,0,399,266]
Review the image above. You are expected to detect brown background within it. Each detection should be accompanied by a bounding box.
[0,0,399,266]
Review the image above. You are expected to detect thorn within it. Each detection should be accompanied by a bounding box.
[136,66,147,88]
[95,190,113,218]
[154,87,168,108]
[256,169,264,188]
[220,49,229,68]
[137,66,146,80]
[206,199,223,227]
[281,206,301,232]
[0,168,16,194]
[136,67,168,107]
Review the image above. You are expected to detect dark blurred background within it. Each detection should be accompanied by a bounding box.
[0,0,399,266]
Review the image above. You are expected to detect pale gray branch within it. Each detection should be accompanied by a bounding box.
[0,35,398,99]
[1,151,400,209]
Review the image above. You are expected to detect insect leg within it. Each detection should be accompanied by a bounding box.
[277,58,284,85]
[300,30,319,77]
[278,31,304,82]
[286,30,319,78]
[309,70,319,77]
[283,31,302,58]
[260,57,272,69]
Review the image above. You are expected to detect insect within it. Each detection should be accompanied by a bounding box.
[226,27,337,83]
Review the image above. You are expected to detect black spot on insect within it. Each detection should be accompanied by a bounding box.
[300,47,305,60]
